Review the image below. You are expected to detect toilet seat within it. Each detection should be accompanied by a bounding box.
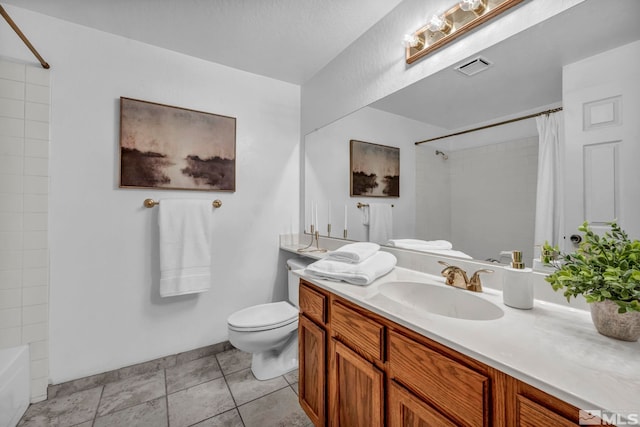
[228,301,298,332]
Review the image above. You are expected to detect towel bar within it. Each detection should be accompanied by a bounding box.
[357,202,394,208]
[144,198,222,208]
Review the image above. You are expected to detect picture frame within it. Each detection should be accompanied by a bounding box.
[119,97,236,192]
[350,139,400,197]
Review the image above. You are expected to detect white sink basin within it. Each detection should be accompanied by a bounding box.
[375,281,504,321]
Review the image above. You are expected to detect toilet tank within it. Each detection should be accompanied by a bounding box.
[286,257,313,308]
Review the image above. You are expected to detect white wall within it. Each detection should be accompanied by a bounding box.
[305,107,442,243]
[1,5,300,383]
[301,0,585,134]
[0,58,50,401]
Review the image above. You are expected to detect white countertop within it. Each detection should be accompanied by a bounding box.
[293,265,640,418]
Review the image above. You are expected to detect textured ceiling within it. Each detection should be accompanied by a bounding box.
[1,0,403,84]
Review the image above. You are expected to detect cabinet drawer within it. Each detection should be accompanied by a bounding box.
[300,283,327,325]
[388,330,489,427]
[516,395,579,427]
[331,301,384,361]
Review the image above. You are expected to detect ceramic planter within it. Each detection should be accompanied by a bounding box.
[590,300,640,342]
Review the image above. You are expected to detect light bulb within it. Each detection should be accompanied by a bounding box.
[426,14,452,34]
[460,0,487,14]
[403,34,423,49]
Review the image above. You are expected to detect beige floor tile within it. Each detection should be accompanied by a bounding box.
[191,408,244,426]
[238,387,311,427]
[284,369,298,385]
[225,367,288,405]
[96,370,165,416]
[216,348,252,376]
[167,377,235,427]
[94,397,167,427]
[165,355,223,393]
[19,386,102,427]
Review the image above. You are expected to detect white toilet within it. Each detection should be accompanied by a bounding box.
[227,257,312,380]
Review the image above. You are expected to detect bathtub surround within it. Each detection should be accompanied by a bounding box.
[0,5,300,385]
[0,58,50,402]
[0,345,29,427]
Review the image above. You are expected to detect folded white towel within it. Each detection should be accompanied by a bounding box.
[386,239,453,250]
[304,251,397,286]
[159,199,213,297]
[327,242,380,263]
[426,249,474,259]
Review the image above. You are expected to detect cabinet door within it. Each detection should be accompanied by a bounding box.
[389,380,457,427]
[388,330,489,427]
[329,339,384,427]
[299,314,326,427]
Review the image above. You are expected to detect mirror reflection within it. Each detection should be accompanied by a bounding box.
[304,0,640,267]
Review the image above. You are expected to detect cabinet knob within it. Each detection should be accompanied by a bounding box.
[570,234,582,244]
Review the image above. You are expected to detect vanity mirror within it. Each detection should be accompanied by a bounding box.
[304,0,640,268]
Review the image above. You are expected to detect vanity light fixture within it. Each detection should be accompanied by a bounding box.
[404,0,524,65]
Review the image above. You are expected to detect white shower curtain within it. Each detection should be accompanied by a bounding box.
[534,111,564,256]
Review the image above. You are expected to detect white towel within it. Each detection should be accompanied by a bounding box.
[415,249,473,259]
[368,203,393,244]
[327,242,380,263]
[386,239,453,250]
[305,251,397,286]
[159,199,213,297]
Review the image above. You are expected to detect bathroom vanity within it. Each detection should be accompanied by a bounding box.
[295,267,639,426]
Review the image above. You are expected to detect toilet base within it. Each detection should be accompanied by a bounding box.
[251,333,298,380]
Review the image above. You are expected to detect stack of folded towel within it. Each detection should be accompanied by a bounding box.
[305,242,397,286]
[386,239,452,250]
[386,239,473,259]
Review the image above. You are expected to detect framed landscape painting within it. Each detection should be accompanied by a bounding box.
[350,139,400,197]
[119,97,236,191]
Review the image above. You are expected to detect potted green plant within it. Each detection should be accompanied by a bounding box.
[543,221,640,341]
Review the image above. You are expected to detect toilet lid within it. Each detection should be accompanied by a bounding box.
[228,301,298,331]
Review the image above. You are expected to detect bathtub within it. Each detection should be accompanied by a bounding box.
[0,346,29,427]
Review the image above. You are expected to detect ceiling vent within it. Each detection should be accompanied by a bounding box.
[454,56,492,76]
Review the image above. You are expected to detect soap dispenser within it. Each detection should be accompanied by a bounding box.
[502,250,534,309]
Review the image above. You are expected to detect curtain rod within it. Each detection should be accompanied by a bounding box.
[414,107,563,146]
[0,5,50,69]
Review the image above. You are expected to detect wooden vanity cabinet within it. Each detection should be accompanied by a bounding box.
[298,279,607,427]
[298,283,327,427]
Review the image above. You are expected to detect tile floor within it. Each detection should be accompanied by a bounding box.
[18,348,312,427]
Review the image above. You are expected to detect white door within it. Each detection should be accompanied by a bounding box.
[562,40,640,249]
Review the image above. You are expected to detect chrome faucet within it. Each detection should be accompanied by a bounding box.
[438,261,493,292]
